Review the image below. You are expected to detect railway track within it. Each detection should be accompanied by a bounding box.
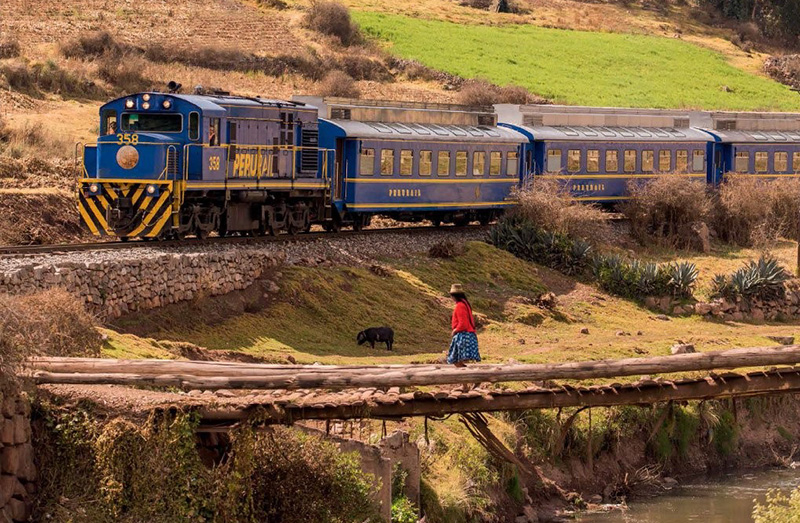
[0,224,487,258]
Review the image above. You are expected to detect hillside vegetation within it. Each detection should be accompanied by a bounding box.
[355,11,800,110]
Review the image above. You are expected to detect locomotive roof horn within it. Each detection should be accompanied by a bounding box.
[167,81,182,94]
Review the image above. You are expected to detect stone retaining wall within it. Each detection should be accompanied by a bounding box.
[0,392,35,522]
[0,251,284,319]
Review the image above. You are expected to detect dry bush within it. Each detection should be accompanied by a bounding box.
[0,289,101,386]
[316,70,360,98]
[510,180,611,241]
[622,176,712,250]
[0,61,100,99]
[0,123,73,161]
[97,55,151,94]
[257,0,288,8]
[712,174,800,247]
[144,43,249,70]
[429,239,466,258]
[0,39,21,59]
[60,31,128,59]
[457,78,538,106]
[303,0,361,46]
[336,51,392,81]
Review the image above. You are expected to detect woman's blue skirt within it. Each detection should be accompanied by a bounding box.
[447,331,481,364]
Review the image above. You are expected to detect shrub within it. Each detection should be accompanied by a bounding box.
[60,31,127,59]
[317,70,360,98]
[511,180,611,242]
[622,176,712,250]
[710,256,790,301]
[97,56,151,94]
[143,43,249,70]
[0,39,21,59]
[591,255,698,300]
[257,0,288,8]
[429,240,465,258]
[0,61,100,99]
[753,486,800,522]
[457,78,536,106]
[303,0,361,46]
[337,51,393,81]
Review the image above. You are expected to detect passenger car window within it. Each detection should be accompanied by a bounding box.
[567,150,581,173]
[547,150,562,173]
[605,150,618,172]
[455,151,468,176]
[506,151,518,176]
[693,150,706,172]
[642,150,654,172]
[360,148,375,176]
[624,150,636,173]
[419,151,432,176]
[587,150,599,173]
[400,150,413,176]
[776,152,788,172]
[438,151,451,176]
[735,151,750,173]
[473,151,485,176]
[677,150,688,172]
[794,152,800,173]
[755,152,768,173]
[659,150,671,172]
[380,149,394,175]
[490,151,502,175]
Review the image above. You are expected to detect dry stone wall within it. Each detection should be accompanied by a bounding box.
[0,393,35,523]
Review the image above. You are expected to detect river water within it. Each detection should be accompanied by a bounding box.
[577,467,800,522]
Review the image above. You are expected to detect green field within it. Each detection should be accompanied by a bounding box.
[355,11,800,110]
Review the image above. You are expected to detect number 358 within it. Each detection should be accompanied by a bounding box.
[208,156,221,170]
[116,133,138,145]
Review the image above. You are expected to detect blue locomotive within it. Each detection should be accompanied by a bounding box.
[78,90,800,240]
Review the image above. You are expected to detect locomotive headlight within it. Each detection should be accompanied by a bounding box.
[142,94,151,102]
[142,102,151,110]
[89,184,99,194]
[162,100,171,109]
[146,184,157,195]
[125,99,134,109]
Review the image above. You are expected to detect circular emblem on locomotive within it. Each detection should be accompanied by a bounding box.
[116,145,139,170]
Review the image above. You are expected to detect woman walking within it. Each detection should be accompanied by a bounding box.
[447,283,481,367]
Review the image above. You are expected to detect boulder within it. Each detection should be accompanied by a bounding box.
[580,327,590,335]
[694,302,713,315]
[671,343,696,355]
[767,335,795,346]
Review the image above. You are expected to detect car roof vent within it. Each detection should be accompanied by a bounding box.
[331,108,352,120]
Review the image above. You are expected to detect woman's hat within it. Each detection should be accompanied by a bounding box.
[450,283,464,295]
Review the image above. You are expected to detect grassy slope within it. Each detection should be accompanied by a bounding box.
[106,242,800,368]
[354,11,800,110]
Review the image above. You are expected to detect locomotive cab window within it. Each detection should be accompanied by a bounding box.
[587,150,599,173]
[776,152,788,172]
[360,148,375,176]
[642,150,654,172]
[455,151,468,176]
[677,150,688,172]
[102,110,117,135]
[208,118,220,146]
[735,151,750,172]
[490,151,502,175]
[380,149,394,175]
[624,150,636,173]
[692,150,706,172]
[400,150,413,176]
[755,151,768,173]
[567,150,581,173]
[659,150,671,172]
[473,151,486,176]
[420,151,432,176]
[605,150,618,172]
[121,113,182,132]
[506,151,518,176]
[546,150,561,173]
[438,151,451,176]
[189,112,200,141]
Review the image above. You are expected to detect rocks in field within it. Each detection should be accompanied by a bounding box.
[535,292,557,309]
[671,343,696,355]
[580,327,590,335]
[654,314,670,321]
[767,335,795,346]
[0,393,35,521]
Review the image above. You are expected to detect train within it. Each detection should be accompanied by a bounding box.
[77,87,800,240]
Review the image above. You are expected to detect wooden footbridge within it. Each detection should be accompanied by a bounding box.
[26,346,800,425]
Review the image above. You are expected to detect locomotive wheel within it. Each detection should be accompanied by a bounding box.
[431,218,442,228]
[197,229,210,241]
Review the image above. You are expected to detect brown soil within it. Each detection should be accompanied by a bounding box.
[0,190,87,245]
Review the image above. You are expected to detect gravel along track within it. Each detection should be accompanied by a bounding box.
[0,227,487,275]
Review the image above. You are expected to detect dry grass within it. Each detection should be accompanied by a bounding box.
[622,176,712,250]
[96,55,152,95]
[0,289,101,388]
[713,174,800,248]
[0,39,20,59]
[0,118,74,160]
[457,78,540,106]
[0,60,101,99]
[304,0,362,46]
[60,31,129,59]
[511,180,610,242]
[317,70,361,97]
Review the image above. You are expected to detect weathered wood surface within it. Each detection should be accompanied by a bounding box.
[27,345,800,390]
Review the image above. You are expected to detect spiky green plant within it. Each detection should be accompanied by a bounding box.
[668,261,699,298]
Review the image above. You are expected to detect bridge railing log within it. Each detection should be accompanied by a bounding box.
[25,345,800,391]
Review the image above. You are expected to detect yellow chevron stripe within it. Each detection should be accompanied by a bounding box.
[78,201,100,235]
[132,187,145,205]
[105,187,118,200]
[145,207,173,238]
[85,197,109,233]
[129,192,169,237]
[96,194,110,211]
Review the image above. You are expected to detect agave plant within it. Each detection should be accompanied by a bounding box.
[710,273,730,298]
[668,261,699,298]
[636,262,662,296]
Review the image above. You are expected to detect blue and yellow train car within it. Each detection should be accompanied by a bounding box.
[79,89,332,239]
[704,129,800,182]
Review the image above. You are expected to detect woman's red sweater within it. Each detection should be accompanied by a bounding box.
[451,301,476,333]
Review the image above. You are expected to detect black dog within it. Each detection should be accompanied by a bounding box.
[356,327,394,351]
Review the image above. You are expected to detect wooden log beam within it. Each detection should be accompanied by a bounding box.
[27,346,800,390]
[195,370,800,423]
